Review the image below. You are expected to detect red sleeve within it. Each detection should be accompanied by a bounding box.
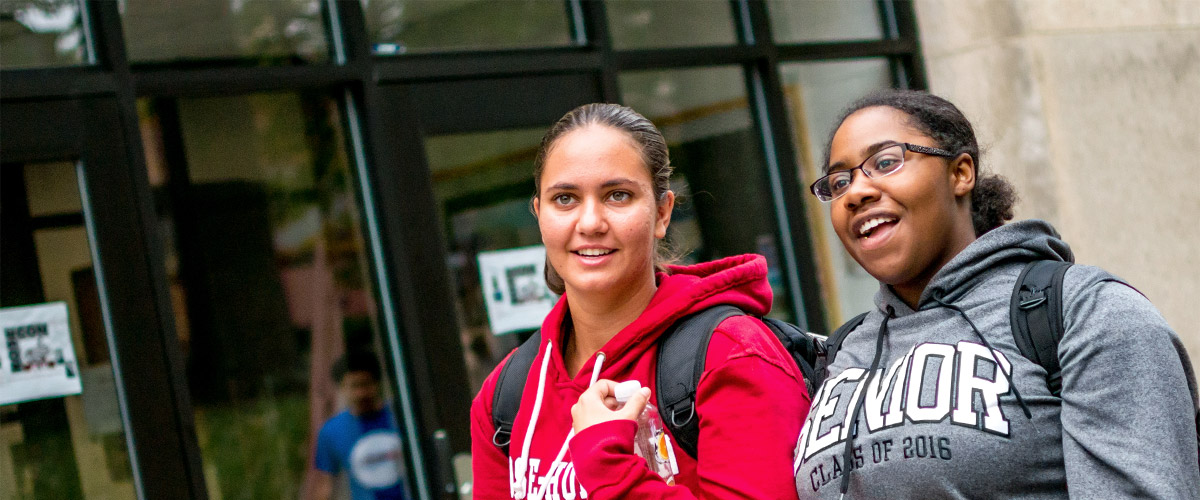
[569,317,809,500]
[693,336,807,499]
[471,361,512,500]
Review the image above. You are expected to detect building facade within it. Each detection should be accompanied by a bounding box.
[2,1,1195,499]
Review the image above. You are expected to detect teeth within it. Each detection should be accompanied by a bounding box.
[577,248,613,257]
[859,217,896,237]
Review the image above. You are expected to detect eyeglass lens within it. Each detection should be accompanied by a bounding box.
[815,143,905,201]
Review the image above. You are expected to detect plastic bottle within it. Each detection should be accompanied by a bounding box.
[614,380,679,485]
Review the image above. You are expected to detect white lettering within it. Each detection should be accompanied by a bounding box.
[513,460,592,500]
[561,464,577,500]
[544,461,563,500]
[906,343,955,423]
[527,459,544,500]
[952,341,1012,435]
[864,347,914,432]
[796,341,1018,474]
[839,368,870,440]
[794,380,831,466]
[805,368,863,459]
[510,456,528,499]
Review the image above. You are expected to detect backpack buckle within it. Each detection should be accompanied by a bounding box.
[667,402,696,428]
[814,338,828,357]
[493,426,512,448]
[1019,290,1047,310]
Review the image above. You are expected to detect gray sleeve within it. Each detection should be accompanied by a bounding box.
[1058,277,1200,499]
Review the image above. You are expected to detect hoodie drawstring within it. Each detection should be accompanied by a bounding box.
[547,352,607,472]
[511,341,556,499]
[836,296,1036,499]
[931,297,1033,419]
[511,346,607,499]
[839,305,894,500]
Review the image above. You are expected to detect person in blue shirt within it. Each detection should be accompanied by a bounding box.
[313,351,409,500]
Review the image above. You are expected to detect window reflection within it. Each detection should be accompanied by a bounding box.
[780,59,893,324]
[606,0,736,50]
[425,127,546,393]
[0,0,88,69]
[0,162,135,500]
[620,66,796,321]
[365,0,573,54]
[121,0,328,63]
[768,0,886,43]
[138,92,410,499]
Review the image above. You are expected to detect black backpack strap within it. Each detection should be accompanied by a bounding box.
[490,330,542,455]
[1010,260,1072,396]
[656,304,745,459]
[821,312,868,373]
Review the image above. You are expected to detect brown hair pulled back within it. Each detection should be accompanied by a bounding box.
[823,89,1018,236]
[533,103,674,295]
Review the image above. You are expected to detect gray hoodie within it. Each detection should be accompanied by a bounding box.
[793,220,1199,499]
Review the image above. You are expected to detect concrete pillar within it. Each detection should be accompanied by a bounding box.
[916,0,1200,366]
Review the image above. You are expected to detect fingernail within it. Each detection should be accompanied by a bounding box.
[640,387,651,397]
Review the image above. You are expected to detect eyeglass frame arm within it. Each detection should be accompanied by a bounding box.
[807,142,958,201]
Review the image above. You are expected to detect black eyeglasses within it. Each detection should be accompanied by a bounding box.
[809,142,957,202]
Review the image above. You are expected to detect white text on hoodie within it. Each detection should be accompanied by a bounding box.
[510,457,589,500]
[794,340,1014,469]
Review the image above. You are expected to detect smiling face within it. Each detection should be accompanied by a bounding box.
[827,106,977,306]
[533,125,673,300]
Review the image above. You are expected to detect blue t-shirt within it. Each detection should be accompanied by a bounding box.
[315,406,409,500]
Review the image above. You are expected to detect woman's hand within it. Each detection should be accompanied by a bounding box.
[571,379,651,433]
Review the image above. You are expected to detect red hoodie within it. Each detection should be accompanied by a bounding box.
[470,254,809,500]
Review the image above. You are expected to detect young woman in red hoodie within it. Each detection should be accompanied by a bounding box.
[469,103,809,499]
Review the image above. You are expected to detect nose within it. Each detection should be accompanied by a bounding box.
[841,168,880,210]
[576,198,608,235]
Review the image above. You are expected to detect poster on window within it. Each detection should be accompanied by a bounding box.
[0,302,82,406]
[477,245,557,335]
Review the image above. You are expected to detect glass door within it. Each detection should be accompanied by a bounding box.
[371,74,602,497]
[1,98,202,498]
[402,73,607,396]
[1,160,137,500]
[136,91,417,500]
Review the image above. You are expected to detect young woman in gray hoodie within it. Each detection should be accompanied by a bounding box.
[794,89,1199,499]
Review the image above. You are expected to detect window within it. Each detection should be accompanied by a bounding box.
[121,0,329,63]
[0,0,88,69]
[365,0,574,54]
[779,58,894,324]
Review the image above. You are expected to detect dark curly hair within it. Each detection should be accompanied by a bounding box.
[332,350,382,383]
[823,89,1017,236]
[532,103,675,295]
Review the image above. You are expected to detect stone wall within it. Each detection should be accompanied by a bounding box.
[916,0,1200,364]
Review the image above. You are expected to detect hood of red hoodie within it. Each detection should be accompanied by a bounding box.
[539,253,773,386]
[476,254,783,498]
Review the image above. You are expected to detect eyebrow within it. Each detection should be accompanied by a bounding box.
[826,140,902,173]
[545,178,638,192]
[601,178,638,189]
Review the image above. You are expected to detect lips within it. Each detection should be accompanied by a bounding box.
[850,212,900,252]
[574,248,615,257]
[856,216,897,238]
[571,247,617,265]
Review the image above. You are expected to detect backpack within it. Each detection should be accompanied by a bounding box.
[834,259,1200,466]
[488,306,830,457]
[827,260,1097,396]
[490,260,1198,460]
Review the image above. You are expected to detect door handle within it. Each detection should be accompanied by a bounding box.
[432,429,458,499]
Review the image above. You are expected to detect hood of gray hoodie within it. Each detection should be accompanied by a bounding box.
[876,219,1074,315]
[794,219,1200,499]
